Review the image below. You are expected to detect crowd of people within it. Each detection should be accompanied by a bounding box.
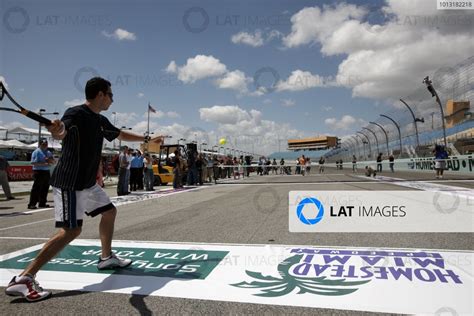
[170,151,251,189]
[116,146,156,196]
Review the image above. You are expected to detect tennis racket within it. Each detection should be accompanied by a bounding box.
[0,82,52,125]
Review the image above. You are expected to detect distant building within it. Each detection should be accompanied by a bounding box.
[287,136,339,151]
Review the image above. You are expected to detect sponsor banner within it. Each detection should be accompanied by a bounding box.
[289,191,474,232]
[7,165,33,181]
[0,244,227,280]
[0,240,472,314]
[407,155,474,174]
[346,155,474,175]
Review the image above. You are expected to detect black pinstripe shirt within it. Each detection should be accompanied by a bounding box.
[51,104,120,190]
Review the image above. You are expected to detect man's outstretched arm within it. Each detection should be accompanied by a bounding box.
[118,130,164,143]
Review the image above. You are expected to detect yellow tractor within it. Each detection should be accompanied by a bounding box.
[152,163,173,186]
[142,142,187,186]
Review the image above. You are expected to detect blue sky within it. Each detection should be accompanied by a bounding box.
[1,0,473,154]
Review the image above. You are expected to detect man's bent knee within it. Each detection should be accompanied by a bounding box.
[61,227,82,239]
[102,207,117,219]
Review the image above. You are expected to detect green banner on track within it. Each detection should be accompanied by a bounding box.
[0,245,228,280]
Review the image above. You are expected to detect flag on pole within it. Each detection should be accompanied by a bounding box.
[148,103,156,113]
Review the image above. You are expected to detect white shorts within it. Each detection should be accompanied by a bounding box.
[53,184,114,228]
[435,160,446,170]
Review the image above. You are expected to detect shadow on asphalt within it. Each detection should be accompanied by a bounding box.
[8,258,220,316]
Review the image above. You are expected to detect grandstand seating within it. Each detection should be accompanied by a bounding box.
[268,149,329,160]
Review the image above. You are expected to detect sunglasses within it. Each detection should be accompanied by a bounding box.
[105,92,113,99]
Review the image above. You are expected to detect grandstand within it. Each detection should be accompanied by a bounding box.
[266,135,338,161]
[287,136,338,151]
[268,149,329,160]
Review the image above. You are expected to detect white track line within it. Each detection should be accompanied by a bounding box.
[0,218,54,232]
[1,237,472,253]
[0,187,204,231]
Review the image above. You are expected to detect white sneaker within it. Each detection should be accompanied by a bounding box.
[5,274,52,302]
[97,253,132,270]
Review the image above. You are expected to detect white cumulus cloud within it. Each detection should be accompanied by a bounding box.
[281,1,474,99]
[199,105,305,154]
[199,105,251,125]
[231,30,283,47]
[276,70,326,92]
[64,99,85,107]
[102,28,137,41]
[214,70,251,94]
[231,30,265,47]
[325,115,366,131]
[165,55,227,84]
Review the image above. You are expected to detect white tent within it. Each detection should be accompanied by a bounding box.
[28,141,62,150]
[0,139,31,149]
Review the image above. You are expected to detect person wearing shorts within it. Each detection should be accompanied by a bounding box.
[5,77,163,302]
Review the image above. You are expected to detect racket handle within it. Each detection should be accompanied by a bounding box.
[24,110,52,125]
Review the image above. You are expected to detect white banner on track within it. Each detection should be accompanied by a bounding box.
[0,240,472,314]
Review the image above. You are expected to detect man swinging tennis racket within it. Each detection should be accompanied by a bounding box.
[5,77,163,302]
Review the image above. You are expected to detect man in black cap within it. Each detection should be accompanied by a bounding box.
[28,139,54,209]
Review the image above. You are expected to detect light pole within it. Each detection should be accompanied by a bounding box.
[370,122,389,155]
[345,139,356,158]
[354,134,366,160]
[357,131,371,159]
[430,112,435,130]
[38,109,59,143]
[351,137,360,159]
[423,76,447,147]
[212,145,219,153]
[351,136,361,159]
[363,127,379,156]
[399,98,424,149]
[200,142,207,151]
[178,138,186,147]
[380,114,403,158]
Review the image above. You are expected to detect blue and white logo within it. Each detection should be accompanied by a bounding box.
[296,197,324,225]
